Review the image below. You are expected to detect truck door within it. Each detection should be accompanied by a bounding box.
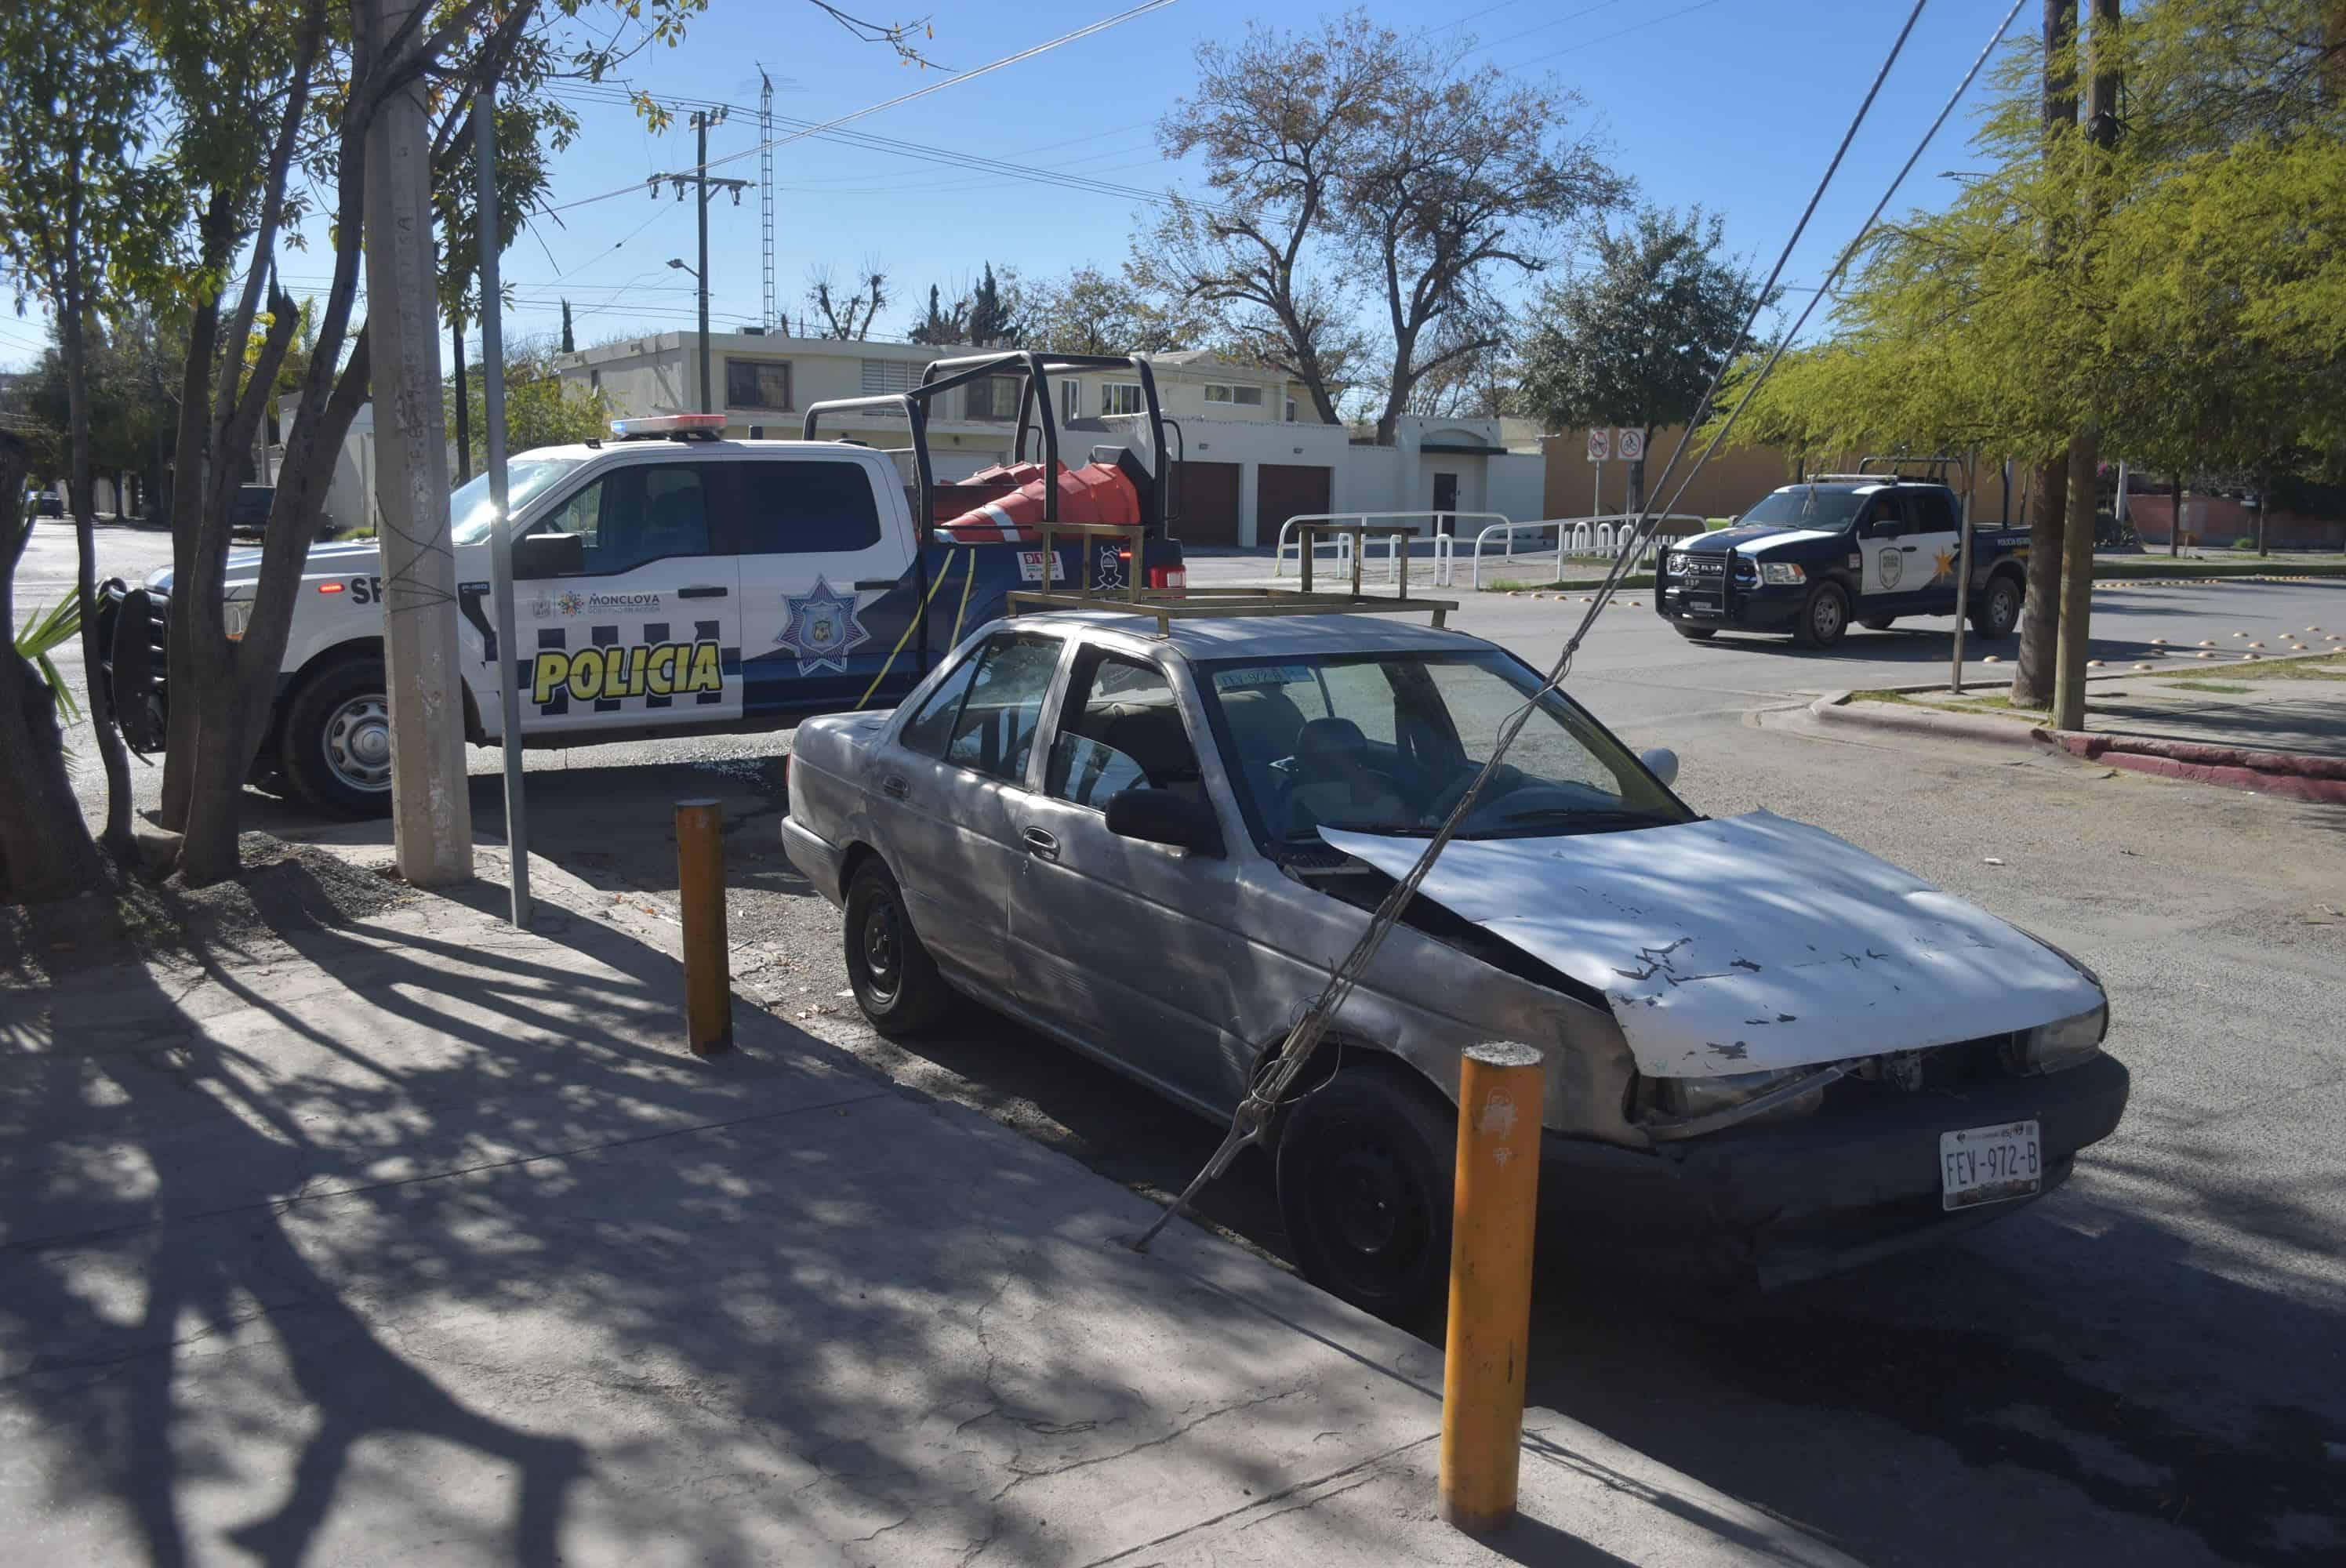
[1903,488,1964,612]
[729,453,921,716]
[514,459,743,734]
[1856,492,1916,609]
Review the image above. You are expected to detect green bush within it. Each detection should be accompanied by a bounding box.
[2232,536,2255,550]
[1705,517,1733,531]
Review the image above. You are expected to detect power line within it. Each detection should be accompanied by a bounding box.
[1511,0,1731,71]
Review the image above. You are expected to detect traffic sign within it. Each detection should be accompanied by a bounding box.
[1615,427,1645,462]
[1586,428,1610,463]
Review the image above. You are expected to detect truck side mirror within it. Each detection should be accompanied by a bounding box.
[514,531,584,579]
[1106,788,1222,856]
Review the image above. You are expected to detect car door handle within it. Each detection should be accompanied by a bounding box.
[852,578,897,591]
[1022,826,1059,860]
[678,584,730,599]
[1899,545,1919,553]
[881,775,910,800]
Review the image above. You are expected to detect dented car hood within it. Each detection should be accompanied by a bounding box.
[1320,811,2102,1079]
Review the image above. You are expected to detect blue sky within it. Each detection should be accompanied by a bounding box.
[0,0,2027,373]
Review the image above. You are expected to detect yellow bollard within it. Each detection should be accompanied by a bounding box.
[1439,1040,1545,1535]
[676,798,732,1057]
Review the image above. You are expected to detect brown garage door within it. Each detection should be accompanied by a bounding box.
[1172,460,1243,546]
[1257,463,1332,546]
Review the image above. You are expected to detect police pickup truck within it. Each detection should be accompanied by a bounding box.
[1656,475,2029,649]
[99,351,1187,814]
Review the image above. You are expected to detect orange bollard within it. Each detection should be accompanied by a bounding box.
[1439,1040,1545,1534]
[675,798,732,1057]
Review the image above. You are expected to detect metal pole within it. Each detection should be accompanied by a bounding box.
[677,799,734,1056]
[475,85,530,928]
[452,317,471,484]
[696,113,712,416]
[1950,452,1976,694]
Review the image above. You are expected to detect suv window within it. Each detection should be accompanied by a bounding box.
[1047,652,1203,808]
[733,459,884,554]
[537,463,714,574]
[1911,489,1958,532]
[900,633,1060,783]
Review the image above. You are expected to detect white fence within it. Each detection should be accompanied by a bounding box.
[1273,511,1506,590]
[1468,514,1709,589]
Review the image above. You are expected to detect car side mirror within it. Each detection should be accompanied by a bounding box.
[1639,747,1680,789]
[513,531,584,579]
[1106,788,1222,856]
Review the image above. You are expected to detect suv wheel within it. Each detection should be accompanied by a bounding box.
[1970,574,2022,640]
[1792,582,1850,649]
[1277,1069,1457,1328]
[844,860,951,1036]
[1861,615,1897,632]
[1672,624,1718,642]
[279,657,395,816]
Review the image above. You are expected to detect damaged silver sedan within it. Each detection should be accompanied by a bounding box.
[783,611,2129,1322]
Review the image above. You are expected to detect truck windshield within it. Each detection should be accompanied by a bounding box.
[449,459,585,545]
[1201,649,1691,844]
[1738,486,1867,531]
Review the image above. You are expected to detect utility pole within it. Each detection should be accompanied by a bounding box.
[363,0,473,885]
[2051,0,2120,732]
[649,112,748,419]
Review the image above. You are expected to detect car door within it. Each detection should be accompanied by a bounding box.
[727,452,921,717]
[873,629,1067,993]
[1007,644,1247,1111]
[1902,488,1964,612]
[1855,490,1917,612]
[514,458,742,735]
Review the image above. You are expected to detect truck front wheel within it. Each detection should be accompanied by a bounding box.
[1970,574,2022,640]
[1792,582,1850,649]
[279,656,396,817]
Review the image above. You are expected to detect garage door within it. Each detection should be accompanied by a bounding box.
[1172,460,1243,546]
[1257,463,1332,546]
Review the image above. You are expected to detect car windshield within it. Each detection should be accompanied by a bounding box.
[1738,485,1868,532]
[1201,649,1692,845]
[448,459,586,545]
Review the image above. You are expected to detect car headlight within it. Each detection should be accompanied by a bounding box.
[1664,550,1689,577]
[1760,561,1807,585]
[2009,1001,2108,1074]
[222,595,253,640]
[1641,1063,1839,1138]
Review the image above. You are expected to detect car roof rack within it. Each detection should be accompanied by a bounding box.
[1005,522,1459,637]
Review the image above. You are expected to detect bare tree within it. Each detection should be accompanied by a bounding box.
[806,258,890,340]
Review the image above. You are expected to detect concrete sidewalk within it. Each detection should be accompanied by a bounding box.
[0,848,1852,1567]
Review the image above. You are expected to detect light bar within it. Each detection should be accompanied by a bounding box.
[609,413,729,438]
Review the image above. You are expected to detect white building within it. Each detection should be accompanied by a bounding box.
[555,331,1547,549]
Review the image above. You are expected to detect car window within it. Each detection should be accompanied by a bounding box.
[1047,652,1204,809]
[899,649,984,758]
[536,463,715,574]
[1862,494,1908,537]
[1912,490,1958,532]
[932,633,1060,784]
[733,459,884,554]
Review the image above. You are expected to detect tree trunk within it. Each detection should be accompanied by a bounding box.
[158,299,221,833]
[0,430,107,902]
[2010,453,2068,707]
[2170,474,2181,556]
[2255,463,2268,557]
[60,295,137,857]
[2052,430,2100,730]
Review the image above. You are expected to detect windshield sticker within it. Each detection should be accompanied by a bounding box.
[1215,664,1314,691]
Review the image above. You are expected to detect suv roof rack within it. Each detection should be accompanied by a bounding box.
[1005,522,1458,637]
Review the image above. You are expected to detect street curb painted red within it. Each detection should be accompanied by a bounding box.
[2032,729,2346,804]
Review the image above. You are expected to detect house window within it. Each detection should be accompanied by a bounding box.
[861,358,915,396]
[966,376,1021,422]
[589,368,601,393]
[1284,397,1298,423]
[724,359,793,411]
[1204,383,1264,407]
[1100,383,1143,416]
[1062,379,1080,422]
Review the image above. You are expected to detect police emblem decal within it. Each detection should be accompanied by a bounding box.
[778,576,870,674]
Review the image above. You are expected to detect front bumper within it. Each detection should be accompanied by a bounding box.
[1656,579,1807,632]
[1537,1053,2131,1288]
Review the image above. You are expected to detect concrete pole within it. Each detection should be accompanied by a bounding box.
[696,112,713,416]
[364,0,474,885]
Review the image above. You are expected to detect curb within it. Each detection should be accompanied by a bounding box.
[1807,691,2046,750]
[2031,729,2346,804]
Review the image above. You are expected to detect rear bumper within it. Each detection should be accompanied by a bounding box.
[781,815,848,908]
[1538,1053,2131,1287]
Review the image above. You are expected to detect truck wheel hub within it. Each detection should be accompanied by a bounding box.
[325,696,393,790]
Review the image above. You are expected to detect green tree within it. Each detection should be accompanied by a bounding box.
[905,282,967,347]
[1518,205,1773,512]
[448,338,613,470]
[1023,263,1208,356]
[965,262,1022,348]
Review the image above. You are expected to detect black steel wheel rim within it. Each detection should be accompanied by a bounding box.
[859,898,902,1004]
[1306,1121,1428,1294]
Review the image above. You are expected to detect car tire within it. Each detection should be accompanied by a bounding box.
[278,656,395,816]
[1792,581,1850,649]
[1672,624,1718,641]
[1861,616,1897,632]
[1276,1066,1458,1328]
[844,859,952,1037]
[1970,574,2022,640]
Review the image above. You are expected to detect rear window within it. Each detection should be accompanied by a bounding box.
[732,459,884,554]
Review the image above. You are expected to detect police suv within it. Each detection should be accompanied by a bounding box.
[100,353,1188,814]
[1656,475,2030,649]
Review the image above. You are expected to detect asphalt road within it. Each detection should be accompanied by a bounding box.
[39,519,2346,1566]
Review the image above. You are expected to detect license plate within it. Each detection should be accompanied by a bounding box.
[1683,599,1722,618]
[1939,1120,2041,1210]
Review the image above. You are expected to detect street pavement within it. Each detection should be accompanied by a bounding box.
[30,518,2346,1565]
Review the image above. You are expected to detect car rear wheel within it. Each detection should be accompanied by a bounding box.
[1861,615,1897,632]
[1970,574,2022,640]
[1792,582,1850,649]
[1277,1068,1458,1328]
[1672,624,1718,641]
[279,657,394,816]
[844,860,951,1037]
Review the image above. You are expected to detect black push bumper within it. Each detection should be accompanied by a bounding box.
[93,579,169,752]
[1656,579,1807,633]
[1538,1054,2132,1288]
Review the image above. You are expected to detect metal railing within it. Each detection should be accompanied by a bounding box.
[1274,511,1504,589]
[1468,514,1707,589]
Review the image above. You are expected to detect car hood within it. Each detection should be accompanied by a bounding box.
[1320,811,2102,1080]
[148,540,387,594]
[1676,524,1837,556]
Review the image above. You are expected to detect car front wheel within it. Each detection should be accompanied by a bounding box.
[1276,1068,1458,1328]
[1861,615,1897,632]
[1792,582,1850,649]
[844,859,951,1036]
